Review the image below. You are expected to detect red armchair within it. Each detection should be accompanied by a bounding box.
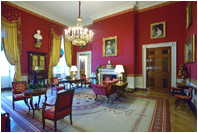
[42,89,75,132]
[81,75,91,89]
[92,80,118,103]
[1,112,10,132]
[12,81,28,110]
[51,77,65,95]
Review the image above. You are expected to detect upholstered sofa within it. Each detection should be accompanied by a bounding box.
[92,80,118,103]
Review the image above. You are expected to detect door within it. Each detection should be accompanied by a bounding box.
[147,47,171,93]
[80,55,85,77]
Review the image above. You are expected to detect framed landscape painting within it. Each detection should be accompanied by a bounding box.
[103,36,117,57]
[185,34,195,63]
[150,21,166,39]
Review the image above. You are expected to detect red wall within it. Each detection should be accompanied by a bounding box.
[2,2,65,75]
[73,11,135,74]
[2,1,197,81]
[186,1,197,80]
[135,2,186,76]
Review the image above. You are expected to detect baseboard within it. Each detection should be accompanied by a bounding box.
[134,88,147,91]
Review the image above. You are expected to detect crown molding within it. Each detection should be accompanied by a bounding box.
[136,1,168,11]
[9,1,73,27]
[90,1,137,22]
[8,1,171,27]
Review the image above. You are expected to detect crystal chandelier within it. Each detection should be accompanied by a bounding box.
[65,1,94,46]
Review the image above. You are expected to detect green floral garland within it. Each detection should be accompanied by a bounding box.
[96,65,127,84]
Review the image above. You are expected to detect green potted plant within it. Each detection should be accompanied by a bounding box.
[27,83,44,90]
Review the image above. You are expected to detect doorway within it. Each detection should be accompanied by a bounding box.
[147,47,171,93]
[142,42,177,91]
[77,51,92,79]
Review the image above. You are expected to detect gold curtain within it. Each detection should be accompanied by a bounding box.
[64,39,73,77]
[1,19,22,81]
[48,31,62,84]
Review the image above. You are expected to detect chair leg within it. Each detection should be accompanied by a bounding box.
[12,101,15,110]
[175,99,180,109]
[42,118,45,129]
[94,94,98,101]
[70,114,72,125]
[187,101,194,112]
[54,121,57,132]
[106,96,109,103]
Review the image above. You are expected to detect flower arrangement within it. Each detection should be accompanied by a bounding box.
[27,83,44,90]
[178,64,189,83]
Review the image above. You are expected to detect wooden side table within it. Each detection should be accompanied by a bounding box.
[23,88,47,118]
[112,82,128,101]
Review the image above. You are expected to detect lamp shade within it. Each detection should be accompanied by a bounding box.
[114,65,124,73]
[70,65,77,72]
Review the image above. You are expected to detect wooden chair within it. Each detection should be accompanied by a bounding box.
[1,112,10,132]
[12,81,29,110]
[171,87,182,96]
[81,75,91,89]
[174,87,194,111]
[42,89,75,132]
[51,77,65,95]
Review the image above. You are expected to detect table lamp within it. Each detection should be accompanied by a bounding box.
[115,65,124,84]
[70,65,77,80]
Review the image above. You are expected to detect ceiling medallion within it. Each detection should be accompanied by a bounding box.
[64,1,94,46]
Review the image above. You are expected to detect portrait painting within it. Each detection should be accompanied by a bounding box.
[150,21,166,39]
[186,1,193,29]
[103,36,117,57]
[185,34,195,63]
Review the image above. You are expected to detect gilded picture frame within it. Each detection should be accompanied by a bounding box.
[103,36,117,57]
[185,34,195,64]
[186,1,193,29]
[150,21,166,39]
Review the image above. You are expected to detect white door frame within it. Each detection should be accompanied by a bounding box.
[142,42,177,89]
[77,51,92,79]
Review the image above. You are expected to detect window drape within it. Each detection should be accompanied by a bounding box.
[48,30,62,84]
[1,18,22,81]
[64,39,73,77]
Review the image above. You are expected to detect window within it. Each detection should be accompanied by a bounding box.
[1,40,15,88]
[53,37,70,78]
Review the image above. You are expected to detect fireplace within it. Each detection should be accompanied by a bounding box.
[97,68,118,84]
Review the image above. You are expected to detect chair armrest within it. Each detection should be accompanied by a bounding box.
[42,102,55,113]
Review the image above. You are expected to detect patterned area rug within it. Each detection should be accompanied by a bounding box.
[1,88,171,132]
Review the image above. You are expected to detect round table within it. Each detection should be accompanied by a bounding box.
[23,88,47,118]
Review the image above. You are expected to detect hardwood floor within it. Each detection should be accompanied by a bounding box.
[1,89,197,132]
[133,90,197,132]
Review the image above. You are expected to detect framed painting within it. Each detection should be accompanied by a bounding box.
[150,21,166,39]
[186,1,193,29]
[185,34,195,63]
[103,36,117,57]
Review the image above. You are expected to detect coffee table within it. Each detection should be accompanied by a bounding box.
[23,88,47,118]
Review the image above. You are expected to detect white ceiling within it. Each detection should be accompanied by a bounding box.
[9,1,168,27]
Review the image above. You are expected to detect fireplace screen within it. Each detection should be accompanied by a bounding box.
[103,74,117,81]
